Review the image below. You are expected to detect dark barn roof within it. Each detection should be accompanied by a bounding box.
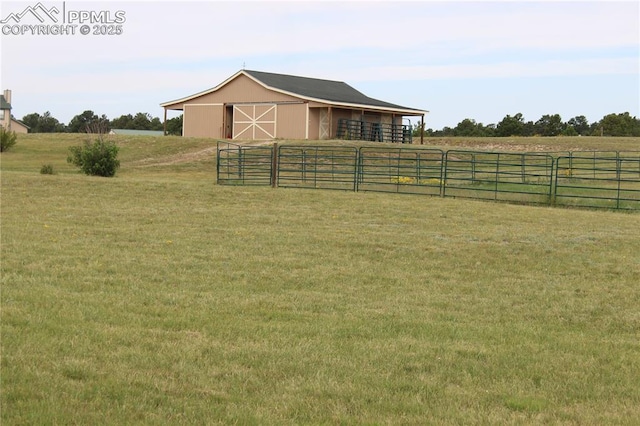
[161,69,427,115]
[243,70,422,112]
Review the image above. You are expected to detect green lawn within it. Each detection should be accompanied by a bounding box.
[1,134,639,424]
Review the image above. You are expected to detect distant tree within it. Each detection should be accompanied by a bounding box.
[441,126,455,137]
[39,111,67,133]
[110,112,164,131]
[131,112,153,130]
[165,114,183,136]
[20,111,66,133]
[589,121,603,136]
[21,112,41,131]
[110,114,134,129]
[566,115,590,136]
[453,119,482,137]
[597,112,640,136]
[484,123,497,137]
[452,118,496,137]
[496,113,526,137]
[68,110,110,133]
[534,114,564,136]
[149,117,163,131]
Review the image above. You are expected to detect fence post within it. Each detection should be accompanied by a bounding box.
[271,142,278,188]
[471,153,476,183]
[494,153,500,200]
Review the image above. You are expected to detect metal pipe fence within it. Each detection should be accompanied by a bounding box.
[216,141,273,186]
[277,146,359,191]
[216,142,640,211]
[555,155,640,210]
[357,147,444,196]
[443,151,555,205]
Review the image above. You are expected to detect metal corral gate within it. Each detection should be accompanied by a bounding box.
[555,152,640,210]
[357,147,444,196]
[276,146,446,195]
[216,141,274,186]
[443,151,555,205]
[277,145,359,191]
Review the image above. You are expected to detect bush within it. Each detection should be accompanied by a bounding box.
[67,137,120,177]
[40,164,55,175]
[0,127,18,152]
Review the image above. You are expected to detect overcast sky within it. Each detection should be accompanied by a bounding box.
[1,0,638,130]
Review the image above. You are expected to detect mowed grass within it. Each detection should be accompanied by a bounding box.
[2,134,640,424]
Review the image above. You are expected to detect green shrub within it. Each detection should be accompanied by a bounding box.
[40,164,55,175]
[67,138,120,177]
[0,127,18,152]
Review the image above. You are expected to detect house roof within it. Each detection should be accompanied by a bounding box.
[109,129,164,136]
[0,95,11,110]
[161,70,427,115]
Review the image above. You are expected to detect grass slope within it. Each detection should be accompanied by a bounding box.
[1,134,639,424]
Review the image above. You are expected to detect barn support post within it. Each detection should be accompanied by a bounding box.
[163,108,167,136]
[420,114,425,145]
[328,106,333,139]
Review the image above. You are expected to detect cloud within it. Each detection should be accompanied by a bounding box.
[2,1,637,69]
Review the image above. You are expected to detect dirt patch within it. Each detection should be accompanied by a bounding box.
[130,146,217,167]
[129,140,277,168]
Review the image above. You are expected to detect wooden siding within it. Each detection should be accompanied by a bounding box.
[186,74,300,105]
[183,104,223,138]
[275,103,307,139]
[308,108,321,140]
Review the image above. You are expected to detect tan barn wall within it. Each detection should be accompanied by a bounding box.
[276,103,307,139]
[183,104,223,138]
[308,108,320,140]
[186,74,300,105]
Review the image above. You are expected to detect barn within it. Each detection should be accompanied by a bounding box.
[160,70,427,143]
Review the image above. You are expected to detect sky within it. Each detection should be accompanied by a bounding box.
[1,0,638,130]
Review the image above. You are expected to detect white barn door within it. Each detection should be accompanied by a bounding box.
[233,104,276,140]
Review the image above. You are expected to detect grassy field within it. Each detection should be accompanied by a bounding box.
[2,134,640,424]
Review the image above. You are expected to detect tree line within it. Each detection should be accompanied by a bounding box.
[14,109,640,138]
[17,110,183,135]
[418,112,640,137]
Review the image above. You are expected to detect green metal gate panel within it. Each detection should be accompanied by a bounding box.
[216,141,273,186]
[555,154,640,210]
[337,119,413,143]
[277,146,359,191]
[443,151,554,205]
[357,147,444,196]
